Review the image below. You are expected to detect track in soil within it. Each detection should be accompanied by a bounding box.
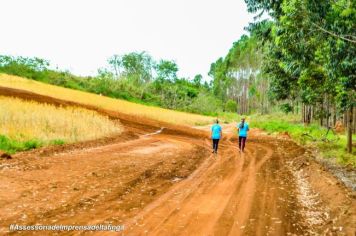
[0,87,355,236]
[122,128,309,236]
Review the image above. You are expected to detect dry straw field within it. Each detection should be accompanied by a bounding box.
[0,74,213,126]
[0,96,121,144]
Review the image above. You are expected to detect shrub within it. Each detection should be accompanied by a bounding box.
[186,93,223,115]
[225,99,237,112]
[279,103,293,114]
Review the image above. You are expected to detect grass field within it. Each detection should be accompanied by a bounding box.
[0,74,214,126]
[249,113,356,166]
[0,96,121,153]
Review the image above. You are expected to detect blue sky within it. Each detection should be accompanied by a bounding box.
[0,0,254,80]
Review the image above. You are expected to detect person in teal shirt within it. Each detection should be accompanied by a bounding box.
[237,117,249,152]
[211,119,222,154]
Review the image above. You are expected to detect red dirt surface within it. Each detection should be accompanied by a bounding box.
[0,87,355,235]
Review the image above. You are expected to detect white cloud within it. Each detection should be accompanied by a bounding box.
[0,0,254,80]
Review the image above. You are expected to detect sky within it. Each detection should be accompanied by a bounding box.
[0,0,254,80]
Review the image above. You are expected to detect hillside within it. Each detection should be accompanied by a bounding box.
[0,74,213,126]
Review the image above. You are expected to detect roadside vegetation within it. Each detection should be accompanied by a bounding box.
[0,96,121,153]
[249,113,355,166]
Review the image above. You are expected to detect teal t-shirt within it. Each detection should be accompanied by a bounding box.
[237,122,249,137]
[211,124,222,139]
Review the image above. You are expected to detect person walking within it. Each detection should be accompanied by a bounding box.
[211,119,222,154]
[237,117,249,152]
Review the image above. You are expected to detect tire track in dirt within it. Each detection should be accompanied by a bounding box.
[120,125,352,236]
[225,145,271,236]
[0,133,210,235]
[122,131,278,236]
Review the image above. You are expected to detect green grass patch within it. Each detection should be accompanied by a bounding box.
[249,113,356,166]
[217,112,240,123]
[0,135,42,154]
[0,135,67,154]
[192,112,240,126]
[50,139,65,146]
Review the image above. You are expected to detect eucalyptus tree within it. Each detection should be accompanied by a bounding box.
[245,0,355,152]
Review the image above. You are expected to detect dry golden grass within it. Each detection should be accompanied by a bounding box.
[0,74,213,125]
[0,96,122,143]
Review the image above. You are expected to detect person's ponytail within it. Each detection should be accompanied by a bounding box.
[239,121,244,129]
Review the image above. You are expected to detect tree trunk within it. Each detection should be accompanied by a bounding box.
[295,101,299,114]
[320,102,324,127]
[305,105,310,124]
[333,104,337,127]
[326,96,330,128]
[353,106,356,134]
[347,106,353,153]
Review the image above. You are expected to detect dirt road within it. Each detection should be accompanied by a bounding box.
[122,126,355,236]
[0,88,355,235]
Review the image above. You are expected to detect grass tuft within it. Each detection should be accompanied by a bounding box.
[0,135,42,154]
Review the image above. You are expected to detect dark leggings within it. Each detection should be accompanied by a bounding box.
[212,139,220,152]
[239,136,247,151]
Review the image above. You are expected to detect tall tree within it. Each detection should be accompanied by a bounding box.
[245,0,355,152]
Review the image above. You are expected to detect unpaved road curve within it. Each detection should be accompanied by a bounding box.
[122,126,355,236]
[122,126,307,236]
[0,88,355,235]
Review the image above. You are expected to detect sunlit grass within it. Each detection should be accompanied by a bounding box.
[0,96,121,153]
[0,74,214,126]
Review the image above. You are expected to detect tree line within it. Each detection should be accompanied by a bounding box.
[209,0,355,152]
[0,53,226,116]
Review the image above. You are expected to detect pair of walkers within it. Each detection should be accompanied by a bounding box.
[210,118,249,154]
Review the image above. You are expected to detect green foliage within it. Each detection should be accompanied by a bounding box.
[0,135,42,154]
[225,99,237,112]
[0,53,220,117]
[244,0,355,153]
[0,136,66,154]
[108,52,154,84]
[186,93,223,116]
[216,112,240,123]
[246,0,355,113]
[209,21,271,115]
[244,0,284,18]
[279,103,293,114]
[50,139,65,146]
[249,113,355,166]
[156,60,178,81]
[209,57,229,103]
[193,74,203,87]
